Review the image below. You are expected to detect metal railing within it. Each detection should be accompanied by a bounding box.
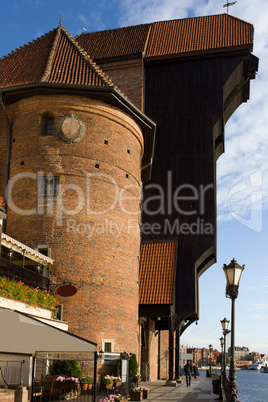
[221,370,239,402]
[0,257,50,290]
[0,360,25,389]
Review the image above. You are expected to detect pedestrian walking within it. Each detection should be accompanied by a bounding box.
[193,363,198,378]
[184,361,192,386]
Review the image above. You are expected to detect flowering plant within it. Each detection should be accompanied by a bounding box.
[110,394,122,402]
[0,276,59,314]
[113,376,121,383]
[0,196,5,211]
[56,376,80,384]
[131,387,143,393]
[134,374,141,381]
[102,375,114,385]
[140,386,149,391]
[100,395,122,402]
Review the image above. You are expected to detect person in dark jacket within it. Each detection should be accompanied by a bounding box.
[184,361,192,386]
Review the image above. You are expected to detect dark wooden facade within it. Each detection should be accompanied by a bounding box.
[142,51,258,325]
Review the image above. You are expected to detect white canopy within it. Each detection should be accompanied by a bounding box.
[0,308,96,355]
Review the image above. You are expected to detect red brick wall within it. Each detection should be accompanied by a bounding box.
[159,331,169,379]
[0,110,8,201]
[3,94,144,356]
[99,59,144,111]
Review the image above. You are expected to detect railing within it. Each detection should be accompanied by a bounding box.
[0,360,25,389]
[221,370,239,402]
[0,257,50,290]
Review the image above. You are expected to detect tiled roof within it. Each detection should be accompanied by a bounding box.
[0,26,115,89]
[76,24,151,60]
[76,14,253,61]
[146,14,253,58]
[139,241,177,305]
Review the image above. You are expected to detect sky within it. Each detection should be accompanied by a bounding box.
[1,0,268,356]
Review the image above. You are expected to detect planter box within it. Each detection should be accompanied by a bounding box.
[143,390,149,399]
[131,392,143,401]
[0,297,52,319]
[101,383,113,390]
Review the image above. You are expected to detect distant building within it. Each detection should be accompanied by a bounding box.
[228,346,250,360]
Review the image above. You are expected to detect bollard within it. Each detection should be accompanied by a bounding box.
[14,386,28,402]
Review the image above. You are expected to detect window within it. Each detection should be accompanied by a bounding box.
[39,176,59,196]
[42,113,54,136]
[101,339,114,353]
[37,245,51,258]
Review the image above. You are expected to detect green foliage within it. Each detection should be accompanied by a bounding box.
[0,276,59,312]
[216,353,230,365]
[80,377,93,384]
[114,359,121,376]
[51,360,83,379]
[129,353,139,377]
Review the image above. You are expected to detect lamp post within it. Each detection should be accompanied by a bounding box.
[209,344,213,375]
[223,258,245,399]
[220,317,230,374]
[220,336,224,370]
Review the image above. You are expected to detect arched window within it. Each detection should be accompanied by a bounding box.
[41,113,54,136]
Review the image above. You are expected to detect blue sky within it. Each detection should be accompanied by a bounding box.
[1,0,268,356]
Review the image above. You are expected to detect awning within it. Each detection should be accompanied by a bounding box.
[1,233,54,266]
[0,308,96,355]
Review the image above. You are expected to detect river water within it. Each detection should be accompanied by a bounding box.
[199,369,267,401]
[235,370,267,402]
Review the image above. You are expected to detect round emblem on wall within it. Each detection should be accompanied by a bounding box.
[59,114,84,143]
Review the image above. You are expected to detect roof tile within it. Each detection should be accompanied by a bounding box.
[146,14,253,58]
[139,241,177,305]
[76,14,253,62]
[0,26,116,90]
[76,24,151,61]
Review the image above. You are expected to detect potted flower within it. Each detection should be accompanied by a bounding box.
[80,377,89,391]
[110,394,123,402]
[141,386,149,399]
[86,376,93,390]
[55,376,80,392]
[134,374,141,383]
[102,375,114,390]
[113,376,122,387]
[130,386,143,401]
[100,396,122,402]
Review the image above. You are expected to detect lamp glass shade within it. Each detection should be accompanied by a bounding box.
[223,258,244,287]
[220,337,224,346]
[221,317,230,331]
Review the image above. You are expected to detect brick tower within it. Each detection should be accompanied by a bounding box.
[0,26,155,356]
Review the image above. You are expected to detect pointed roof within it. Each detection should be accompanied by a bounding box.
[0,25,115,90]
[76,14,254,62]
[0,26,156,183]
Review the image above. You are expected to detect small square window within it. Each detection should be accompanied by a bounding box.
[104,342,112,353]
[101,339,114,353]
[39,176,59,196]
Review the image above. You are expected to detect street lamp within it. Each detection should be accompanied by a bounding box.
[209,344,213,374]
[220,317,230,374]
[223,258,245,398]
[220,336,224,370]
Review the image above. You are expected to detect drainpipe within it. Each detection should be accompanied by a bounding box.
[0,92,12,233]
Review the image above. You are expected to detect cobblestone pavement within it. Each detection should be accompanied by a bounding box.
[140,377,224,402]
